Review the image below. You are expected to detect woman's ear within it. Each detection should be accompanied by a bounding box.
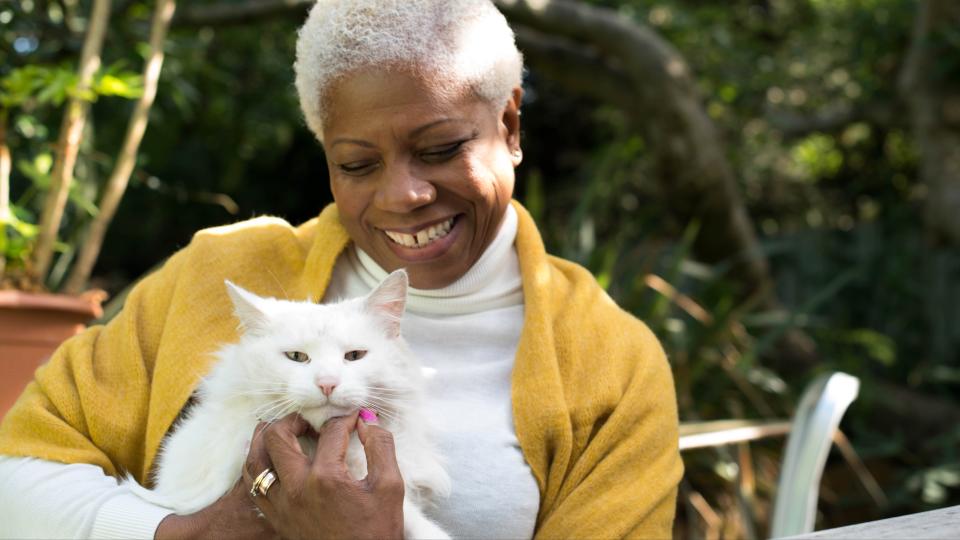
[501,86,524,167]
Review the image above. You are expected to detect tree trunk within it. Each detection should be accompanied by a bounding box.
[497,1,773,303]
[498,0,778,305]
[64,0,177,294]
[900,0,960,247]
[31,0,112,285]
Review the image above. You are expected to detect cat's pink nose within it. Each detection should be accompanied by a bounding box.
[315,377,338,397]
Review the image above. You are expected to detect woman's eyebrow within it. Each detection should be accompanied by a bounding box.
[329,138,376,150]
[329,119,474,149]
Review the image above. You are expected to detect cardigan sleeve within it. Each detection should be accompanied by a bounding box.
[534,321,683,539]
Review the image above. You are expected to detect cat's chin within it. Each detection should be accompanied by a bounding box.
[300,405,355,430]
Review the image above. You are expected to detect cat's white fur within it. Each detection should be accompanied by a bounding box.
[125,270,451,539]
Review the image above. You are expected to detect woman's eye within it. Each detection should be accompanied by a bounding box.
[284,351,309,363]
[344,350,367,361]
[420,140,466,162]
[338,161,377,175]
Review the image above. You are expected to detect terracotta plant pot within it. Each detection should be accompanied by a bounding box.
[0,290,104,418]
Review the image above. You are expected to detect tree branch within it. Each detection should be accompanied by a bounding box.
[65,0,178,294]
[512,26,637,113]
[898,0,960,246]
[32,0,112,285]
[495,0,693,95]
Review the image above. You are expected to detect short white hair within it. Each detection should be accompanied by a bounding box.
[294,0,524,142]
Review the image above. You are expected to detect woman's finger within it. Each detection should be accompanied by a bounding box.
[310,413,357,475]
[261,414,313,481]
[243,422,273,484]
[242,422,282,521]
[356,413,403,491]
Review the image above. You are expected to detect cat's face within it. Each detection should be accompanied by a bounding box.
[220,270,417,429]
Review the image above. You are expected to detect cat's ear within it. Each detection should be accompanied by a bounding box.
[364,270,408,338]
[224,280,269,334]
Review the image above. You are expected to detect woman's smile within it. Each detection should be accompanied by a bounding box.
[380,215,458,250]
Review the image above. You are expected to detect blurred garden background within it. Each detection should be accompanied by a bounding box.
[2,0,959,537]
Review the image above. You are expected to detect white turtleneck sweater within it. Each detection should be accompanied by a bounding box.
[0,206,539,539]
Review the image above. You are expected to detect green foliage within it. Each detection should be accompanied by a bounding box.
[0,1,143,289]
[790,134,844,179]
[0,63,142,108]
[0,205,37,269]
[16,152,99,217]
[0,65,76,107]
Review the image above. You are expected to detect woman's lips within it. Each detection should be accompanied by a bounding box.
[379,215,462,261]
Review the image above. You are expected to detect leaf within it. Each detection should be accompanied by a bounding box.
[9,217,38,238]
[33,153,53,175]
[68,185,99,217]
[94,74,144,99]
[16,156,52,189]
[35,71,73,105]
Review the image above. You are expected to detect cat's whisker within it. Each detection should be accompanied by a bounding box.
[367,394,418,406]
[266,267,291,301]
[356,400,403,423]
[252,397,298,421]
[364,386,414,395]
[364,396,416,408]
[362,395,412,407]
[240,384,292,393]
[220,387,292,400]
[365,393,416,402]
[365,388,417,398]
[222,388,285,399]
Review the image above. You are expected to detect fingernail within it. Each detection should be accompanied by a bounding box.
[359,408,378,424]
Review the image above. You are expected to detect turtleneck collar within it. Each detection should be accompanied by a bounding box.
[350,204,523,315]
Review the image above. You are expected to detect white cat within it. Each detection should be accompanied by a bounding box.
[127,270,451,539]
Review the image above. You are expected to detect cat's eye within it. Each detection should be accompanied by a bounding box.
[284,351,309,363]
[344,350,367,362]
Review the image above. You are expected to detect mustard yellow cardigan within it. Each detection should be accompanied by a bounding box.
[0,202,682,538]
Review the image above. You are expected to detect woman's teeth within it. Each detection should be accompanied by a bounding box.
[384,217,454,248]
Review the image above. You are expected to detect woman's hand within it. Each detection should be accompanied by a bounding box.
[243,412,405,540]
[154,479,280,540]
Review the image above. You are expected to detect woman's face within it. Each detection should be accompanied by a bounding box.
[323,68,522,289]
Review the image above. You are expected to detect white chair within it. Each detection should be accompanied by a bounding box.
[769,372,860,538]
[679,371,861,538]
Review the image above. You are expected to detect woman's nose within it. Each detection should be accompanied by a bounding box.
[373,163,436,213]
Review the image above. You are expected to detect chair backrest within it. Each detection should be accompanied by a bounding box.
[770,372,860,538]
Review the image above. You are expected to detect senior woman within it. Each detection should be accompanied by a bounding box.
[0,0,682,538]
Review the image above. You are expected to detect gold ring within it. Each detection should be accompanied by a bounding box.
[250,468,277,498]
[258,470,278,497]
